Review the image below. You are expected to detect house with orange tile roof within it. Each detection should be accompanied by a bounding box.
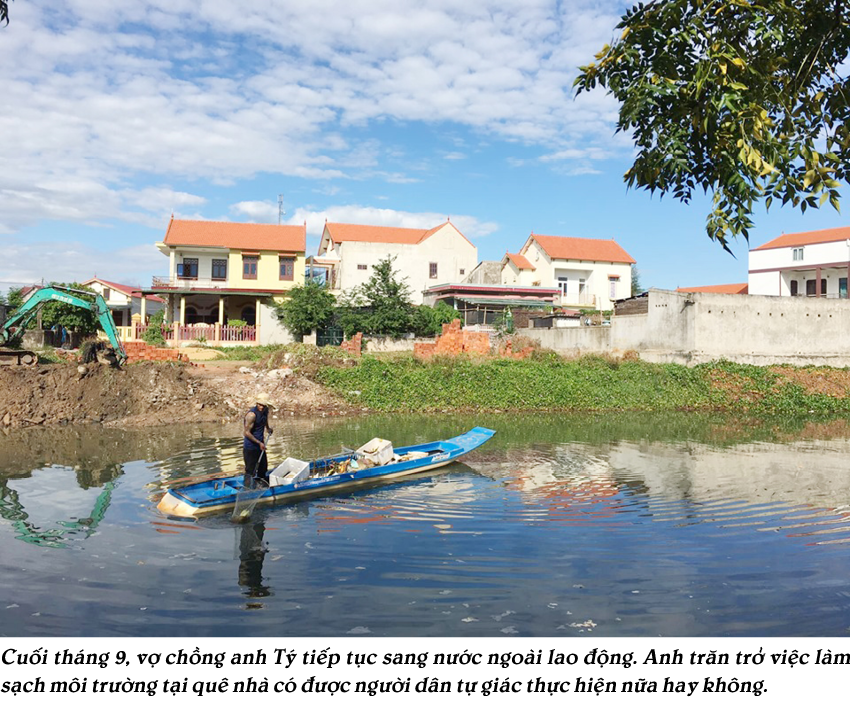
[316,219,477,304]
[749,226,850,298]
[81,277,165,330]
[501,252,537,287]
[514,233,635,309]
[137,217,306,345]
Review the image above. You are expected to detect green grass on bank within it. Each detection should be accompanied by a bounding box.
[316,354,850,416]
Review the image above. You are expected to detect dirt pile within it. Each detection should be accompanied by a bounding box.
[0,360,358,429]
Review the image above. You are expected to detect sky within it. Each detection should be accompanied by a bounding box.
[2,0,848,295]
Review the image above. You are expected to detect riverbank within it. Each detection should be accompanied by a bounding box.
[3,349,850,429]
[317,354,850,415]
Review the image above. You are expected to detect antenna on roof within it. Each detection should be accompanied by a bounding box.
[278,195,285,225]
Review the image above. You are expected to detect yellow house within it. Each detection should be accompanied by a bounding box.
[139,217,307,345]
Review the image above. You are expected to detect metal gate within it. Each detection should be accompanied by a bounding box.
[316,324,344,347]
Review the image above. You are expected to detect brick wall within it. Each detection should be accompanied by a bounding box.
[122,341,187,363]
[414,320,491,360]
[340,332,363,357]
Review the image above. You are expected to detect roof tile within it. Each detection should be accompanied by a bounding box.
[164,219,306,251]
[677,283,748,295]
[530,234,635,264]
[505,252,535,270]
[752,226,850,251]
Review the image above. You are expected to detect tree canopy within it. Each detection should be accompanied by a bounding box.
[1,1,11,27]
[40,283,99,335]
[338,256,415,339]
[575,0,850,250]
[274,280,336,339]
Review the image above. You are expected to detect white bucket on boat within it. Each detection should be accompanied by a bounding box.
[355,438,394,467]
[269,457,310,486]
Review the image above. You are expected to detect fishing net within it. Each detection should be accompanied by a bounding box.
[231,484,266,523]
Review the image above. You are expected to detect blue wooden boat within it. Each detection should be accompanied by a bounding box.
[157,427,496,518]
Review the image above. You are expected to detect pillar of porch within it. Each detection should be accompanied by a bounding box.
[218,297,225,325]
[817,267,822,297]
[179,296,186,325]
[255,297,262,342]
[140,295,147,323]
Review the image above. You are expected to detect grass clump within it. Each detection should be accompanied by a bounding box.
[316,353,850,416]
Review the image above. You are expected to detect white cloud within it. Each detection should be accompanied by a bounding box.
[2,1,628,232]
[285,204,499,240]
[0,239,166,291]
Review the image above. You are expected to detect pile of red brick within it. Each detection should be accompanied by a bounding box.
[497,338,536,360]
[340,332,363,357]
[122,341,187,363]
[414,320,491,360]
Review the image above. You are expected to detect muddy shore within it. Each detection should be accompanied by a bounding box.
[0,361,359,429]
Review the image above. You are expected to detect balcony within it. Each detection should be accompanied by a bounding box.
[151,276,228,290]
[558,292,596,308]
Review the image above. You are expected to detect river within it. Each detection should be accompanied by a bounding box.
[2,413,850,637]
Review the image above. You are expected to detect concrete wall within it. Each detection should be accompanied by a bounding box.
[363,336,436,352]
[523,288,850,367]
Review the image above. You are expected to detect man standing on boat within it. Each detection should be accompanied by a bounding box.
[243,393,275,488]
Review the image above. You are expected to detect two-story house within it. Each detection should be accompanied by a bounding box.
[141,217,307,345]
[749,226,850,298]
[506,233,635,309]
[315,220,477,304]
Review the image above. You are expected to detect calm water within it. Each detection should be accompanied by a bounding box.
[3,413,850,637]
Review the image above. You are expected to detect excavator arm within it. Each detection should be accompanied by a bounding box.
[1,286,127,366]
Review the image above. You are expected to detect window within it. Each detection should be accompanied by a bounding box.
[242,255,258,280]
[608,276,619,299]
[459,268,465,276]
[178,258,198,279]
[558,276,568,296]
[357,264,367,271]
[790,280,799,296]
[793,247,804,261]
[429,262,438,279]
[102,287,111,300]
[279,256,294,281]
[212,259,227,280]
[841,278,848,299]
[579,279,586,294]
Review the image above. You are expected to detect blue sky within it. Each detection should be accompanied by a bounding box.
[2,0,847,294]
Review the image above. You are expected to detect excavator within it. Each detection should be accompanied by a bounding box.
[1,285,127,366]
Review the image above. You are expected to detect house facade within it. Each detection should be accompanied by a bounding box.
[139,218,306,345]
[749,226,850,298]
[509,233,635,309]
[317,220,478,304]
[82,278,164,332]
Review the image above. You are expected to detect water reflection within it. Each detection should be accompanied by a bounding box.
[0,476,117,548]
[5,415,850,636]
[237,520,270,603]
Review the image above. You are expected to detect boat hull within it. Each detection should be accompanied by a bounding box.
[157,427,495,518]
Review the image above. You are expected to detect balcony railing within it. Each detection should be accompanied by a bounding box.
[133,323,257,343]
[151,276,229,290]
[558,292,597,308]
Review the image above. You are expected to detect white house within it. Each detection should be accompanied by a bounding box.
[749,226,850,298]
[81,277,164,328]
[317,220,478,304]
[506,233,635,309]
